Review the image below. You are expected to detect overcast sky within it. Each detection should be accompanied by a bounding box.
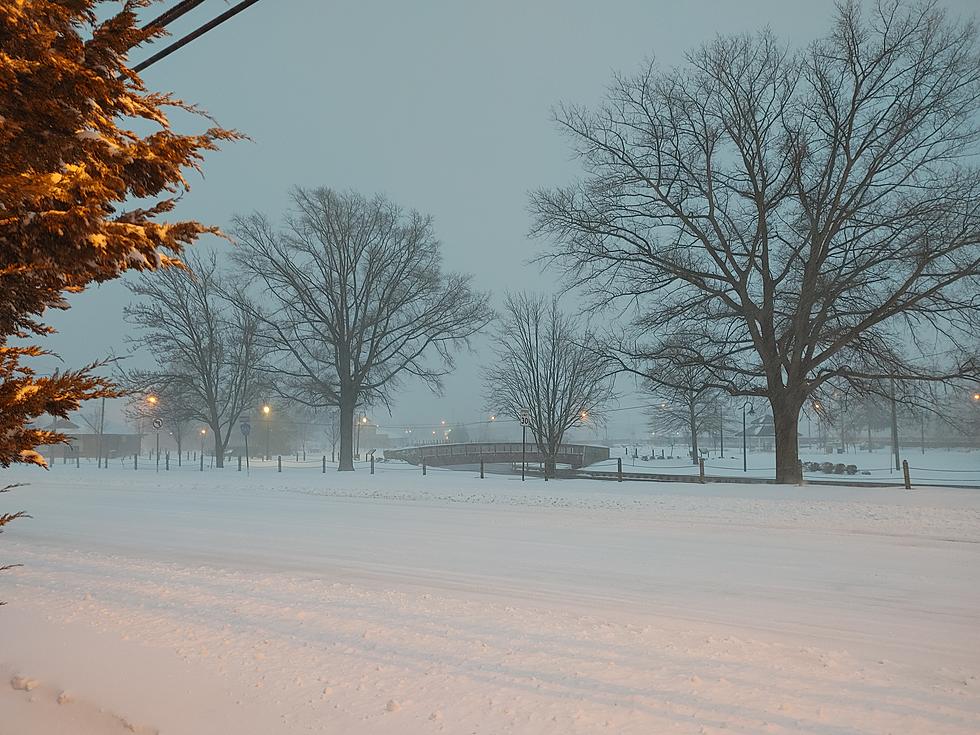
[41,0,977,439]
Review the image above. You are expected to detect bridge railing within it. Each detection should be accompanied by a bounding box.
[384,443,610,465]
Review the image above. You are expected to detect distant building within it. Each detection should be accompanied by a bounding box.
[35,417,142,461]
[746,414,775,452]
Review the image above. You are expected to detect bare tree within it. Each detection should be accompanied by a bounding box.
[231,188,494,471]
[532,1,980,482]
[122,252,264,468]
[643,363,723,465]
[484,293,613,476]
[321,407,341,463]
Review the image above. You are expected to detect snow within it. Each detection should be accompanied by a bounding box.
[597,446,980,486]
[1,461,979,734]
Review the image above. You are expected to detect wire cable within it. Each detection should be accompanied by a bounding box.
[133,0,264,73]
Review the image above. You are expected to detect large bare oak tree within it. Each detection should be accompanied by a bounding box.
[231,188,494,471]
[532,0,980,482]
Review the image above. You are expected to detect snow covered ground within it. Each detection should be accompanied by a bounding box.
[593,446,980,486]
[1,461,979,734]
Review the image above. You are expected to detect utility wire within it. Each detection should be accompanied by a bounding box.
[133,0,264,74]
[143,0,209,31]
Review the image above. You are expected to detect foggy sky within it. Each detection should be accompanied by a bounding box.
[39,0,978,439]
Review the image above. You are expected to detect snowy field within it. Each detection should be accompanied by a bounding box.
[592,446,980,486]
[1,462,979,734]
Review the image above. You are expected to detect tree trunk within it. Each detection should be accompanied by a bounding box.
[890,381,901,471]
[338,394,355,471]
[213,435,225,468]
[544,441,557,478]
[688,401,699,466]
[772,399,802,484]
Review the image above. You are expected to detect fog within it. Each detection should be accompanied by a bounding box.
[37,0,978,437]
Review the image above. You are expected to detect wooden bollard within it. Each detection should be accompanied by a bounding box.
[902,459,911,490]
[617,457,623,482]
[422,459,427,476]
[370,455,375,474]
[134,453,138,471]
[480,459,484,479]
[699,458,705,484]
[238,455,242,472]
[277,455,282,473]
[322,455,326,473]
[165,451,169,471]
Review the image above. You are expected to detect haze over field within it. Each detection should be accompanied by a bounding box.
[4,2,980,734]
[35,0,980,433]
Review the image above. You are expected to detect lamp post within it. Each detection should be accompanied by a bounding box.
[262,403,271,460]
[356,415,368,457]
[718,402,724,458]
[741,401,754,472]
[147,394,159,472]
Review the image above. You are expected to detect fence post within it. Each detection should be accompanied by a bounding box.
[134,453,138,471]
[165,451,169,471]
[199,452,204,471]
[422,459,427,476]
[238,455,242,472]
[798,460,805,485]
[480,459,484,479]
[76,453,80,468]
[699,458,705,484]
[322,455,326,473]
[277,455,282,473]
[296,451,299,462]
[902,459,911,490]
[370,455,375,474]
[617,457,623,482]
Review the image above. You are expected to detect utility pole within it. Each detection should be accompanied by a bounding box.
[97,396,106,469]
[719,403,724,457]
[890,380,901,472]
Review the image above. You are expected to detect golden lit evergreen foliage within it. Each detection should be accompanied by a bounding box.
[0,0,240,466]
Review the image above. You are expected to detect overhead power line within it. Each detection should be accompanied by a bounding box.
[133,0,264,74]
[143,0,209,31]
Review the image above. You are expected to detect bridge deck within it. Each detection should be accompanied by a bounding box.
[384,442,609,469]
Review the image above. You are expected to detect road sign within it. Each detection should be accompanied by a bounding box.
[151,418,163,430]
[518,410,531,427]
[240,421,251,436]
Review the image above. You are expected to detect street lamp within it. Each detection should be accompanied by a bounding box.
[200,427,207,457]
[262,404,271,460]
[741,401,755,472]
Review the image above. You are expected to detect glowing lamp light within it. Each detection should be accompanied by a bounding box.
[262,404,271,415]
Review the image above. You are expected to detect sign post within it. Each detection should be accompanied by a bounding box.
[240,421,251,473]
[152,417,163,472]
[519,410,531,482]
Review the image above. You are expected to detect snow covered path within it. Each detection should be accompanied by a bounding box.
[2,463,979,734]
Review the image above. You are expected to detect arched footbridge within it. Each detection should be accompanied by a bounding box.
[383,442,610,469]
